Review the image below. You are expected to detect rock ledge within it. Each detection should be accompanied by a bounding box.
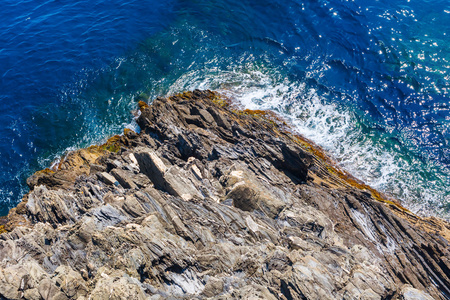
[1,90,449,300]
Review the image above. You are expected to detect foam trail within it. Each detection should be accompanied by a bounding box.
[167,63,450,220]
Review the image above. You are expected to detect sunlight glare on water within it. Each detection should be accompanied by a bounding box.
[0,0,449,219]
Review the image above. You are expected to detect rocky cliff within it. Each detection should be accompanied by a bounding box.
[1,90,449,300]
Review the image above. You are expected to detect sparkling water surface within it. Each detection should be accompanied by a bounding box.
[0,0,449,219]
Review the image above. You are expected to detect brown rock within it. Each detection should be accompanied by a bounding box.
[111,168,137,189]
[0,90,447,300]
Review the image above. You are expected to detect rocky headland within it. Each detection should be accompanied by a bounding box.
[0,90,449,299]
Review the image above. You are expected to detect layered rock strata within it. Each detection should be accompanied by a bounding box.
[1,90,449,300]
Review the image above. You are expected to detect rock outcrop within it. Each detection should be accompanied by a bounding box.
[1,90,449,300]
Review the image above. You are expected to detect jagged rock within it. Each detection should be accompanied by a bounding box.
[38,278,69,300]
[400,285,436,300]
[202,277,224,297]
[134,149,167,188]
[111,168,137,189]
[222,168,286,218]
[1,90,449,299]
[89,273,148,300]
[53,265,89,299]
[99,172,118,186]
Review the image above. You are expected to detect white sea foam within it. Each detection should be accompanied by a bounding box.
[166,63,450,220]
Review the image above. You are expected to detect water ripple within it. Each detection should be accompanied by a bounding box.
[0,0,449,219]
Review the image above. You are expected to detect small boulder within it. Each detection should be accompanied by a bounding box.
[98,172,118,186]
[400,285,435,300]
[111,168,137,189]
[202,277,224,298]
[224,169,285,218]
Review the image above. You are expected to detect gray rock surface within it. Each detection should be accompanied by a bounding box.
[1,90,449,299]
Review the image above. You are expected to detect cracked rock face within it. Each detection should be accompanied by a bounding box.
[1,90,449,300]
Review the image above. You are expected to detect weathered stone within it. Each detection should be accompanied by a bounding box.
[92,204,127,228]
[134,149,167,188]
[202,277,224,297]
[163,166,203,200]
[111,168,137,189]
[400,285,435,300]
[131,173,152,188]
[90,275,147,300]
[122,195,146,217]
[99,172,117,185]
[0,90,448,300]
[223,168,285,218]
[38,278,68,300]
[23,288,41,300]
[54,265,88,299]
[207,106,231,129]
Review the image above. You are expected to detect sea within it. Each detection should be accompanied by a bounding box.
[0,0,449,219]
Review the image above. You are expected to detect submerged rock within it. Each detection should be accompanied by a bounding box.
[1,90,449,299]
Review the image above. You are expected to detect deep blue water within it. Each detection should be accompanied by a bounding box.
[0,0,449,219]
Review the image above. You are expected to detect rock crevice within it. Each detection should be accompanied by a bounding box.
[1,90,449,300]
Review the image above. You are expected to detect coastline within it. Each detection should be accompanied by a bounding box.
[0,90,449,299]
[3,91,446,234]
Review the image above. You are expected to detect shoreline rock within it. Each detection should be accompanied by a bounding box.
[1,90,449,299]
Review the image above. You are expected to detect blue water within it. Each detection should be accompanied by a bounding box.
[0,0,449,219]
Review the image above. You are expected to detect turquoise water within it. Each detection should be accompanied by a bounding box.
[0,0,449,219]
